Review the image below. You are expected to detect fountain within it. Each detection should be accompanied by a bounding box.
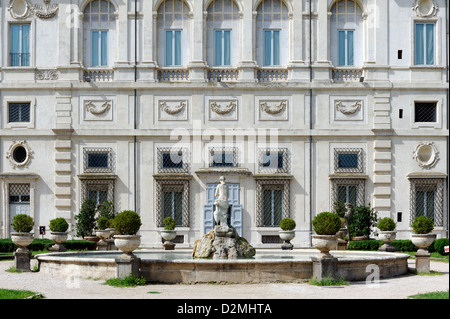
[35,177,410,283]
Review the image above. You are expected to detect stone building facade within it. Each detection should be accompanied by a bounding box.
[0,0,448,248]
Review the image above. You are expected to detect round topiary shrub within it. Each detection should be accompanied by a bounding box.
[312,212,342,235]
[114,210,142,235]
[280,218,296,231]
[434,238,449,255]
[97,216,110,230]
[49,217,69,232]
[163,217,176,231]
[411,216,434,234]
[12,214,34,233]
[377,217,396,232]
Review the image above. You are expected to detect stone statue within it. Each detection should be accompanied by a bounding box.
[214,176,230,229]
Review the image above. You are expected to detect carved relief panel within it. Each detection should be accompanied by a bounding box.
[157,98,189,121]
[81,96,114,122]
[330,96,366,123]
[257,98,289,121]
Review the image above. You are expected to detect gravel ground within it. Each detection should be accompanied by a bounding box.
[0,258,448,300]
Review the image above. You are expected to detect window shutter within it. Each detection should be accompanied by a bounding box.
[223,30,231,66]
[101,31,108,66]
[415,23,425,65]
[92,31,100,66]
[215,30,222,66]
[338,30,346,66]
[174,30,181,66]
[273,30,280,66]
[347,30,354,66]
[264,30,272,66]
[165,31,173,66]
[426,24,434,65]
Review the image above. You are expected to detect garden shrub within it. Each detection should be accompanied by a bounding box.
[348,205,377,238]
[49,218,69,233]
[280,218,296,231]
[11,214,34,233]
[114,210,142,235]
[75,199,96,238]
[411,216,434,234]
[347,239,436,252]
[163,217,176,231]
[434,238,449,256]
[0,239,95,253]
[312,212,341,235]
[97,216,110,230]
[377,217,396,231]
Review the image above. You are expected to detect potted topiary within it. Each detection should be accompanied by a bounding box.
[348,205,378,240]
[49,217,69,252]
[113,210,142,257]
[311,212,342,258]
[377,217,397,252]
[161,217,177,250]
[75,199,97,241]
[411,216,435,254]
[96,216,111,250]
[279,218,296,250]
[11,214,35,253]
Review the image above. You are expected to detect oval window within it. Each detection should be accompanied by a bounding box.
[13,146,28,164]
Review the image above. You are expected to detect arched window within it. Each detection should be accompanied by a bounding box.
[256,0,289,67]
[206,0,240,67]
[157,0,191,67]
[83,0,116,67]
[330,0,363,67]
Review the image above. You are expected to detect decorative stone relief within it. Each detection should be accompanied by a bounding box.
[258,99,288,121]
[6,141,33,169]
[8,0,59,19]
[83,99,113,122]
[208,100,238,121]
[413,142,439,169]
[158,99,188,121]
[35,69,59,81]
[412,0,438,17]
[335,100,362,115]
[85,100,112,116]
[8,0,32,19]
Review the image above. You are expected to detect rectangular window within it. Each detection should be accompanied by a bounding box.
[163,191,183,226]
[337,153,359,169]
[88,188,109,205]
[262,152,284,169]
[264,30,280,66]
[338,30,354,66]
[334,148,363,173]
[409,178,444,226]
[10,24,30,67]
[331,178,365,210]
[91,30,108,67]
[166,30,182,66]
[414,102,437,123]
[83,148,113,173]
[162,152,183,169]
[87,153,109,169]
[337,185,358,208]
[415,23,435,65]
[215,30,231,66]
[8,103,30,123]
[262,189,283,227]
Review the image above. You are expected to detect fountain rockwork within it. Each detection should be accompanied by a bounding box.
[192,177,255,259]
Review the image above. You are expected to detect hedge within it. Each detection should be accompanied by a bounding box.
[0,238,95,253]
[347,239,438,253]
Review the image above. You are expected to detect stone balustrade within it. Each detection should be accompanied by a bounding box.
[332,68,364,81]
[158,69,190,82]
[83,69,114,82]
[207,68,239,82]
[256,68,289,82]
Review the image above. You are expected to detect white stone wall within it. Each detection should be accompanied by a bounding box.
[0,0,448,247]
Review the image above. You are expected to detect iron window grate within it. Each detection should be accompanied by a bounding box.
[9,103,30,123]
[259,148,290,173]
[334,148,364,173]
[157,148,190,173]
[330,178,365,210]
[9,184,31,203]
[156,179,190,228]
[209,147,239,168]
[83,147,114,173]
[256,179,290,227]
[81,179,115,206]
[409,178,444,227]
[414,102,437,123]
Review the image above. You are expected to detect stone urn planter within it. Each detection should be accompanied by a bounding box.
[312,235,338,259]
[411,234,436,254]
[114,235,141,256]
[95,229,110,251]
[378,231,397,252]
[279,230,295,250]
[11,232,34,253]
[161,230,177,250]
[49,232,68,252]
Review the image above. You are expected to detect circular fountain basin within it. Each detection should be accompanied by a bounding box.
[35,249,410,283]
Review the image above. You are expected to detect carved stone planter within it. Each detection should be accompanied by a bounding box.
[96,230,110,251]
[312,235,337,259]
[378,231,397,252]
[411,233,436,254]
[49,232,68,252]
[11,232,34,272]
[279,230,295,250]
[161,230,177,251]
[114,235,141,257]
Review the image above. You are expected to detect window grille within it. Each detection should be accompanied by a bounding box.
[157,148,189,173]
[261,235,283,244]
[209,147,238,168]
[330,178,365,210]
[9,184,30,203]
[334,148,364,173]
[256,179,290,227]
[409,178,444,227]
[259,148,290,173]
[414,102,437,123]
[8,103,30,123]
[155,179,190,228]
[83,148,114,173]
[80,179,115,206]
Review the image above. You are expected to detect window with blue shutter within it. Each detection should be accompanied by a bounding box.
[166,30,182,66]
[10,24,30,67]
[415,23,435,65]
[91,30,108,67]
[338,30,354,66]
[215,30,231,66]
[264,30,280,66]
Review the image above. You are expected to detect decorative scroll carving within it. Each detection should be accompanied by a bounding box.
[260,100,287,115]
[412,0,439,17]
[8,0,32,19]
[413,142,439,169]
[85,100,112,116]
[35,69,59,80]
[33,0,58,19]
[210,101,237,115]
[335,100,362,115]
[160,101,187,115]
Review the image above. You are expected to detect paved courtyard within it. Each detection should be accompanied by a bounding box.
[0,258,448,300]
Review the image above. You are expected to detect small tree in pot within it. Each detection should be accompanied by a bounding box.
[113,210,142,257]
[49,217,69,252]
[279,218,296,250]
[312,212,342,258]
[10,214,34,272]
[75,199,97,240]
[377,217,397,252]
[348,205,378,240]
[161,216,177,250]
[411,216,435,254]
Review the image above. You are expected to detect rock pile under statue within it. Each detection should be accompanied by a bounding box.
[192,176,256,259]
